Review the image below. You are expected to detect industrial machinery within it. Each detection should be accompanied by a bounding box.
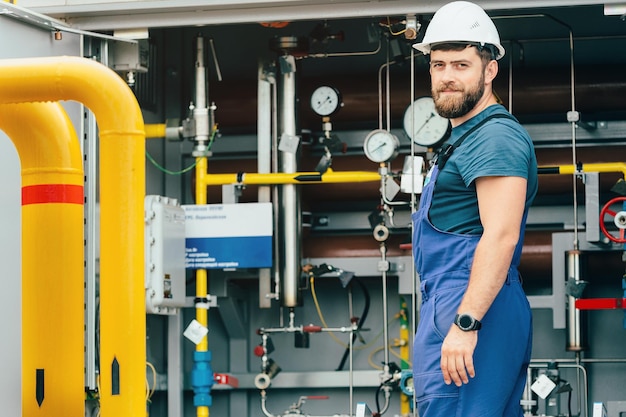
[3,1,626,417]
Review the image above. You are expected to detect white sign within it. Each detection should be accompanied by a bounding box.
[183,203,273,269]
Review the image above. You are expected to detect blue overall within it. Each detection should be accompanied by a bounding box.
[411,163,532,417]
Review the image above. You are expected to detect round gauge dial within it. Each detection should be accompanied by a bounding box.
[403,97,450,147]
[363,129,399,163]
[310,86,342,116]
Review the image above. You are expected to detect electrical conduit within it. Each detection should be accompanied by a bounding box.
[0,56,146,417]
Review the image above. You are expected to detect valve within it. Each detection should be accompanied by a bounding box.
[600,197,626,243]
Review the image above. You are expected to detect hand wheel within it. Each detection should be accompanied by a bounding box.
[599,196,626,243]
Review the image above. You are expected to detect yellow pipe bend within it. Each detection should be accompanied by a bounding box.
[0,56,146,417]
[0,102,84,417]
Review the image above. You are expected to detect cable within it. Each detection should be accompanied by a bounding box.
[336,278,370,371]
[310,275,403,360]
[375,375,395,415]
[146,126,217,175]
[146,150,198,175]
[382,16,407,36]
[310,276,349,347]
[146,361,157,402]
[368,344,413,370]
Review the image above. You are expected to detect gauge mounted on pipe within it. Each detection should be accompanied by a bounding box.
[363,129,400,163]
[310,85,343,116]
[403,97,450,147]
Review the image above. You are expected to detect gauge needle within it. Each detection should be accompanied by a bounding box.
[318,96,331,106]
[414,113,434,135]
[371,142,387,153]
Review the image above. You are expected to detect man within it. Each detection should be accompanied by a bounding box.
[410,2,538,417]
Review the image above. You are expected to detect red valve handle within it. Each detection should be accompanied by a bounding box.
[303,324,322,333]
[600,196,626,243]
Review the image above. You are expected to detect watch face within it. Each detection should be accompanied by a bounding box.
[310,86,342,116]
[458,315,473,329]
[403,97,450,147]
[363,129,399,163]
[456,313,481,331]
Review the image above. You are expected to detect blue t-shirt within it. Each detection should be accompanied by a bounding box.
[429,104,538,234]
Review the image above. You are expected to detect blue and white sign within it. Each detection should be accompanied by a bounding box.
[183,203,273,269]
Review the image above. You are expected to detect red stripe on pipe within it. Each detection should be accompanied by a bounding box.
[22,184,84,205]
[575,298,626,310]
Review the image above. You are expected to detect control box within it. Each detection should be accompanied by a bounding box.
[145,195,186,314]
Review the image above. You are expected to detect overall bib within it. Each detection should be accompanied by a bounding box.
[411,163,532,417]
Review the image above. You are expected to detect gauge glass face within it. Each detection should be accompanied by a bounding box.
[310,86,341,116]
[403,97,450,146]
[363,129,399,163]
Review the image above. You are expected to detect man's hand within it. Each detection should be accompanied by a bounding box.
[440,326,478,386]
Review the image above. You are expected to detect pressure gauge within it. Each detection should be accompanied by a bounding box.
[403,97,450,147]
[363,129,399,163]
[310,85,342,116]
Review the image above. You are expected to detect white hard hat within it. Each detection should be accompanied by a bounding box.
[413,1,505,60]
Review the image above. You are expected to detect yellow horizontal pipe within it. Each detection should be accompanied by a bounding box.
[145,123,166,139]
[0,102,84,417]
[200,168,381,186]
[0,56,146,417]
[539,162,626,179]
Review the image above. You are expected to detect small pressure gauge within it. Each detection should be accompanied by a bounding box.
[363,129,399,163]
[403,97,450,147]
[310,86,342,116]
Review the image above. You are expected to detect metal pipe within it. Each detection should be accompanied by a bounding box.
[260,390,275,417]
[194,35,210,144]
[1,102,84,417]
[0,56,145,417]
[277,54,301,308]
[566,250,588,352]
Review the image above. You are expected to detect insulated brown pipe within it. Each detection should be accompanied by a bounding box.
[209,65,626,129]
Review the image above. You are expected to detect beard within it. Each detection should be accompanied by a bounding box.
[432,72,485,119]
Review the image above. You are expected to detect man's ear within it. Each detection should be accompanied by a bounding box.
[485,60,498,84]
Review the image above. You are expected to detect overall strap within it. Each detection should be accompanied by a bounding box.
[436,113,517,171]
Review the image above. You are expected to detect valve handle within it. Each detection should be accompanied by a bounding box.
[302,324,322,333]
[600,196,626,243]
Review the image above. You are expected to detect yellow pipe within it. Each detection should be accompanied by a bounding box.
[539,162,626,179]
[195,156,210,417]
[0,102,84,417]
[398,298,410,416]
[0,56,146,417]
[145,123,166,139]
[200,168,381,186]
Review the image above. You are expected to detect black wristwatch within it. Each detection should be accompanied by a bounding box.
[454,313,482,331]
